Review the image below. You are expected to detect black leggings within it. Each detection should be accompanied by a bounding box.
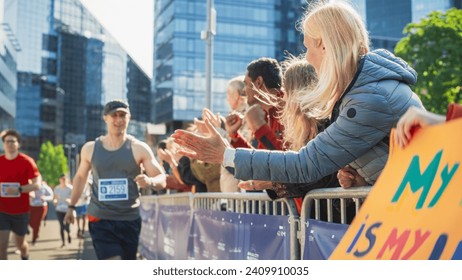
[56,211,70,243]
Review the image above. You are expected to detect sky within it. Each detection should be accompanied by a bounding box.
[79,0,153,77]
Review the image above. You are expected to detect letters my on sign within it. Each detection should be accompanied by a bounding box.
[330,118,462,260]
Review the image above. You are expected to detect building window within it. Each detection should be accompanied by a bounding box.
[40,128,55,143]
[41,58,57,75]
[40,104,56,122]
[42,34,58,52]
[41,83,57,99]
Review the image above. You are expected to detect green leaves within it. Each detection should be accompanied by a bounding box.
[37,141,68,187]
[395,8,462,114]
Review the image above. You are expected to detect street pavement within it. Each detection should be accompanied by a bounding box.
[7,204,97,260]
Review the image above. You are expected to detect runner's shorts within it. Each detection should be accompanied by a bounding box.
[89,217,141,260]
[0,212,30,235]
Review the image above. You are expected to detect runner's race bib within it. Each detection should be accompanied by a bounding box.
[98,178,128,201]
[1,182,21,197]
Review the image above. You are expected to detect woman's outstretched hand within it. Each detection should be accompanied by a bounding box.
[172,118,230,164]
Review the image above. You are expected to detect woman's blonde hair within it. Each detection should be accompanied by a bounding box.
[299,0,370,119]
[280,56,318,150]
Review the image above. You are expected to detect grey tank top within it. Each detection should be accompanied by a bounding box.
[88,136,141,220]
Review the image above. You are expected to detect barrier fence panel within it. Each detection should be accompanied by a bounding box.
[192,193,300,260]
[139,193,193,259]
[300,187,371,259]
[156,204,192,259]
[141,188,370,260]
[139,195,158,259]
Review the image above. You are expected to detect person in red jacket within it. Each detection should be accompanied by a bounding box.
[226,57,285,151]
[0,129,41,260]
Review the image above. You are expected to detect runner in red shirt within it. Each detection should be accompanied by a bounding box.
[0,129,41,260]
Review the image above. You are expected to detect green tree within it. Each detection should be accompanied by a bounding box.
[395,8,462,114]
[37,141,68,186]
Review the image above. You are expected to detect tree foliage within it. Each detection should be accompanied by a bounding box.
[37,141,68,187]
[395,8,462,114]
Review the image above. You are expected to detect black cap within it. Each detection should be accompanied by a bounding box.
[103,99,130,115]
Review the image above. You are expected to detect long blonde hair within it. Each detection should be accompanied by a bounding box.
[299,1,370,119]
[280,56,318,150]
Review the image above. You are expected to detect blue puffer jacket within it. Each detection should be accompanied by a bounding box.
[234,49,424,185]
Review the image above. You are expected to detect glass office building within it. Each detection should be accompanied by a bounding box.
[0,0,18,139]
[152,0,305,131]
[350,0,456,52]
[6,0,151,157]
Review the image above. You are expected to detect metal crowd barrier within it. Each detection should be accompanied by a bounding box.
[139,187,371,260]
[299,186,372,258]
[193,192,297,216]
[193,192,300,259]
[154,192,193,207]
[139,192,194,260]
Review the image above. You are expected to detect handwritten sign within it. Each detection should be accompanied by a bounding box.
[330,118,462,260]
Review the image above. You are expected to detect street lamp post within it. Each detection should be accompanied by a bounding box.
[201,0,216,110]
[64,144,76,179]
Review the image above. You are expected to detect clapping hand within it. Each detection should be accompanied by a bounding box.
[172,119,230,164]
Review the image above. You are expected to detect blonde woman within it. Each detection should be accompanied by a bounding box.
[279,57,319,151]
[172,1,424,191]
[246,58,339,203]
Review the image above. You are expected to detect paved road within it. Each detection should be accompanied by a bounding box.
[7,204,97,260]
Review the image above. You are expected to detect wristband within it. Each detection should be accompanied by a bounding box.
[228,132,239,139]
[68,205,76,210]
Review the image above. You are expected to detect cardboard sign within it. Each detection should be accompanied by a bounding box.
[330,118,462,260]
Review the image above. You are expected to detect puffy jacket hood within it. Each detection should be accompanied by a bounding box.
[354,49,417,89]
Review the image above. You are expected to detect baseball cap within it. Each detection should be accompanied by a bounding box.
[103,99,130,115]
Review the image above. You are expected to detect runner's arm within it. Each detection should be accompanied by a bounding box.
[134,141,167,190]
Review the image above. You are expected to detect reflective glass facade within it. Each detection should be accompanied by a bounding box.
[8,0,151,157]
[0,0,18,138]
[350,0,455,52]
[152,0,304,131]
[412,0,453,21]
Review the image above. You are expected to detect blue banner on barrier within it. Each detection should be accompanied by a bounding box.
[190,209,291,260]
[139,200,157,260]
[157,205,192,260]
[303,219,348,260]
